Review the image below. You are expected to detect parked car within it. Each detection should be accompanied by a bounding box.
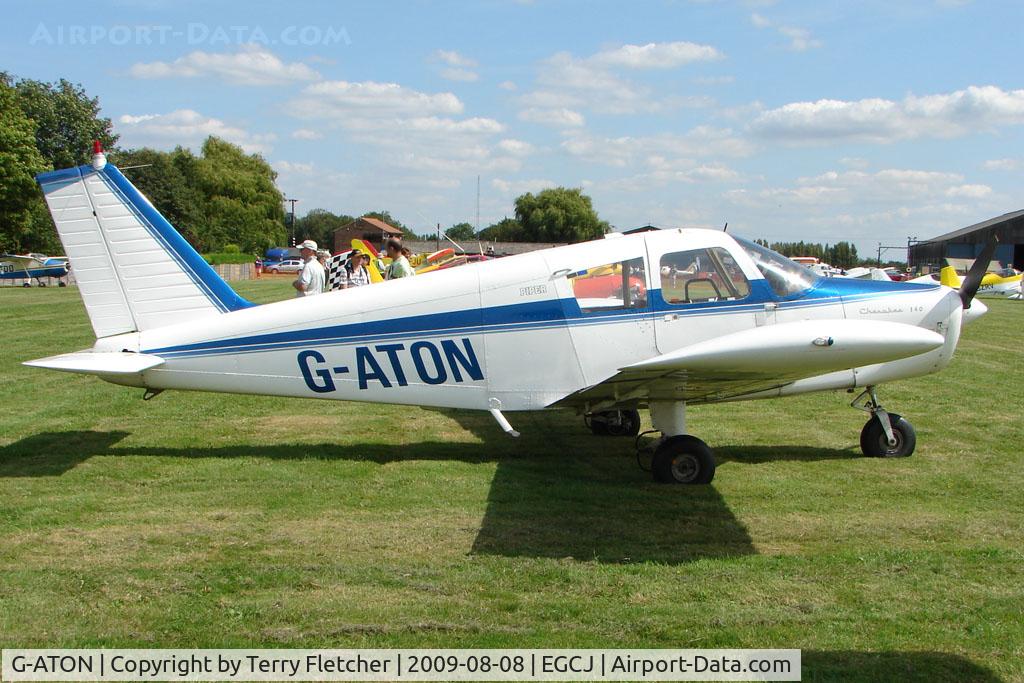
[265,259,303,274]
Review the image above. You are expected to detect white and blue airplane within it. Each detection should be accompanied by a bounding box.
[25,145,994,484]
[1,252,69,286]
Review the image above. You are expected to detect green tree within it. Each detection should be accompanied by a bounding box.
[190,137,286,253]
[513,187,609,243]
[295,208,356,250]
[113,147,205,248]
[477,217,523,241]
[9,74,117,169]
[445,222,477,241]
[0,80,50,252]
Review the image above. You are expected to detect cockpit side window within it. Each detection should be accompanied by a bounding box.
[733,236,819,297]
[659,247,750,304]
[569,256,648,313]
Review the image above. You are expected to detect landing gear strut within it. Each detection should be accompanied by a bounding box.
[852,386,917,458]
[640,401,716,485]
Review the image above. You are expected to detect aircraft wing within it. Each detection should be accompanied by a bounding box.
[552,319,944,409]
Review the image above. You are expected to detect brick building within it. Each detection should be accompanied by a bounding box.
[332,216,403,254]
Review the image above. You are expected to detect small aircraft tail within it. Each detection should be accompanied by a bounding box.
[36,144,251,338]
[939,266,962,289]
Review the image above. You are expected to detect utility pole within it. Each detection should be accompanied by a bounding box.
[285,198,299,246]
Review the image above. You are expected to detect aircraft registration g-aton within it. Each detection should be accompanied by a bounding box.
[26,145,995,484]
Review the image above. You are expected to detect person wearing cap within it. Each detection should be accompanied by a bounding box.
[316,249,329,267]
[384,238,415,280]
[293,239,326,297]
[343,250,371,289]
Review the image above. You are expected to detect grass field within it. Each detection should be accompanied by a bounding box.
[1,280,1021,681]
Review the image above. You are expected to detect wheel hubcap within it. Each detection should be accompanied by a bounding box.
[671,453,699,482]
[879,429,903,455]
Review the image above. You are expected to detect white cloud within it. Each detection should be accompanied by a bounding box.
[591,41,723,69]
[117,109,275,153]
[945,184,992,198]
[498,80,518,91]
[291,128,323,140]
[726,168,992,209]
[129,45,320,86]
[296,80,464,117]
[434,49,477,68]
[521,41,724,116]
[750,14,822,51]
[289,81,521,177]
[440,67,479,82]
[751,85,1024,143]
[778,26,822,52]
[490,178,557,194]
[433,50,480,82]
[496,139,535,156]
[983,158,1021,171]
[561,126,753,167]
[274,160,314,175]
[518,107,585,127]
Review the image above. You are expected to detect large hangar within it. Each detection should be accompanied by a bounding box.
[909,209,1024,273]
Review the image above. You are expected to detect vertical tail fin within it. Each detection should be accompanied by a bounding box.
[939,266,962,289]
[36,154,251,338]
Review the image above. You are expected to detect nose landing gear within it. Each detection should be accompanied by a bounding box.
[852,386,917,458]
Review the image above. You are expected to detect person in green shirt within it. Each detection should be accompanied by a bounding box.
[384,238,416,280]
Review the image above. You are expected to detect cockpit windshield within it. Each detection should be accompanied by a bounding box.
[733,236,819,297]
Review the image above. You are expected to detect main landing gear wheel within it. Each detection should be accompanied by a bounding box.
[860,413,916,458]
[652,435,716,485]
[586,409,641,437]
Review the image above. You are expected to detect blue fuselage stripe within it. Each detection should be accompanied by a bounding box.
[144,279,940,359]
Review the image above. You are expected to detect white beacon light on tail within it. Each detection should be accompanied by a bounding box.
[91,140,106,171]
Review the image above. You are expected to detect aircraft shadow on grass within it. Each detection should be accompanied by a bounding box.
[802,650,1002,682]
[0,411,855,565]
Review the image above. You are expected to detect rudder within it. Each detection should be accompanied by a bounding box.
[36,155,251,338]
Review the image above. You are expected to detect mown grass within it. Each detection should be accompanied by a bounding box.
[0,281,1021,682]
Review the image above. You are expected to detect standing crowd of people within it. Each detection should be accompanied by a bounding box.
[291,237,415,298]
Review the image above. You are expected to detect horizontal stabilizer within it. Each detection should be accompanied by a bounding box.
[23,351,165,375]
[625,319,944,378]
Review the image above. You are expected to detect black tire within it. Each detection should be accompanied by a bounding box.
[588,415,608,436]
[652,435,716,484]
[860,413,916,458]
[606,409,641,437]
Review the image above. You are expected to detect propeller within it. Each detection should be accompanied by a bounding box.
[959,234,999,309]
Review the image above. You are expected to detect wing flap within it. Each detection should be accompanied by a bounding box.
[24,351,165,375]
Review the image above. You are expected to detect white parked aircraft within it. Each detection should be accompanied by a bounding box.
[25,146,994,484]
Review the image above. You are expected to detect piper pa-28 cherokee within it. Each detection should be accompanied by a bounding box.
[26,144,994,484]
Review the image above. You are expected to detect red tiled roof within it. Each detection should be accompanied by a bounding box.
[336,216,403,235]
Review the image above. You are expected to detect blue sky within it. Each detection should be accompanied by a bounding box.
[4,0,1023,255]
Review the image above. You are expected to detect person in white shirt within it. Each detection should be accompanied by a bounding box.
[343,251,371,289]
[293,239,326,297]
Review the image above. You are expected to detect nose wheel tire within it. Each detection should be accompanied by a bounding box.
[860,413,916,458]
[652,435,716,485]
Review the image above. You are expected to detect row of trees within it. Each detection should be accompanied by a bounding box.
[0,72,287,255]
[755,239,860,269]
[430,188,610,245]
[114,140,286,254]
